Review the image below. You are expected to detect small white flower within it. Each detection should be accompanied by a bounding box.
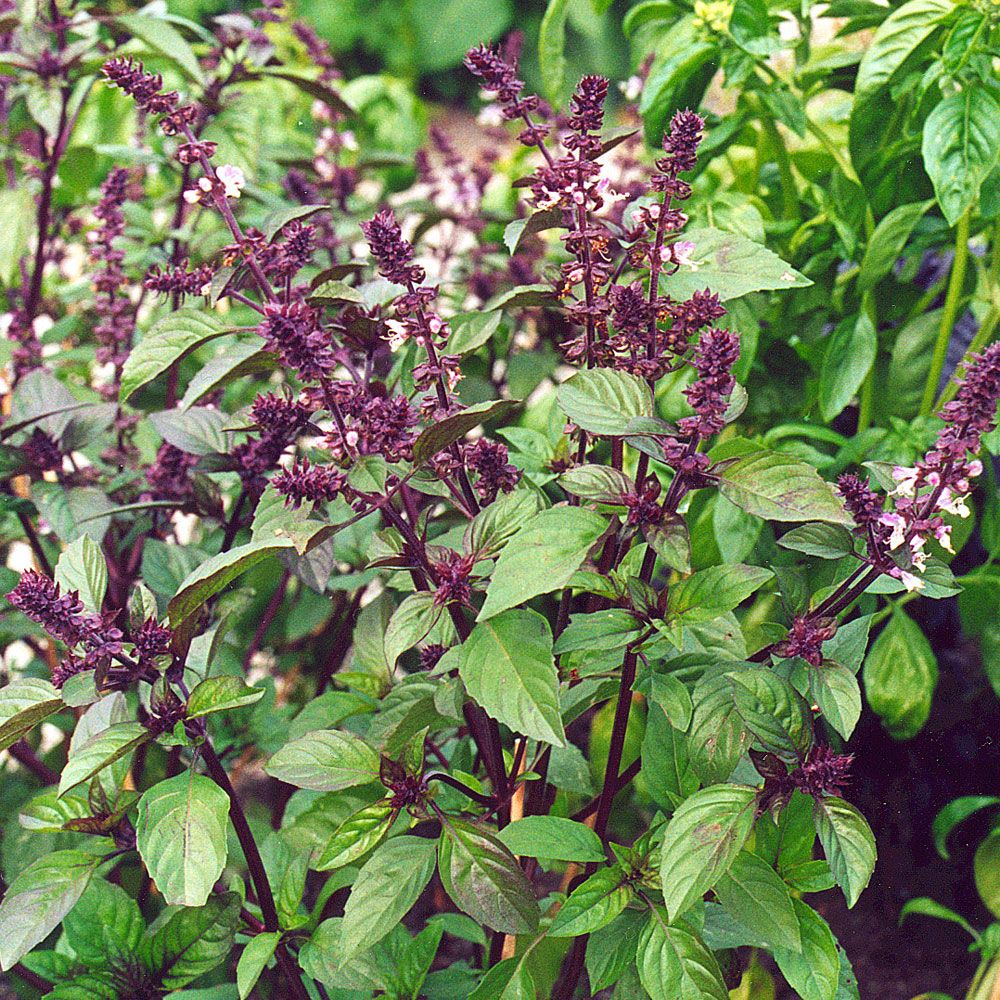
[937,487,971,519]
[619,75,643,101]
[665,240,696,269]
[898,570,925,592]
[183,188,201,205]
[341,130,358,152]
[934,523,954,553]
[880,512,906,550]
[216,164,246,199]
[384,319,409,350]
[477,104,505,128]
[891,465,920,495]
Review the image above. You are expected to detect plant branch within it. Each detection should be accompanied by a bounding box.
[921,209,971,416]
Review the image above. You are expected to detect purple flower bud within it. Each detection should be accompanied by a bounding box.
[272,459,347,508]
[360,209,425,286]
[465,439,520,504]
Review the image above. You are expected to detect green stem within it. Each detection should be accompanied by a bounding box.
[921,210,971,416]
[753,99,798,220]
[856,292,878,432]
[936,219,1000,410]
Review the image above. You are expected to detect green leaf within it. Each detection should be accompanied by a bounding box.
[464,488,546,558]
[586,909,648,992]
[932,796,1000,860]
[141,893,241,990]
[645,514,692,573]
[899,897,977,938]
[438,817,539,935]
[819,313,877,421]
[548,864,633,937]
[136,771,230,907]
[117,13,205,83]
[813,796,876,909]
[922,89,1000,225]
[777,523,855,560]
[483,283,555,311]
[36,486,115,544]
[58,721,150,796]
[0,677,62,753]
[315,800,396,871]
[559,464,632,503]
[340,835,437,958]
[44,974,117,999]
[688,670,751,784]
[558,369,653,436]
[383,592,443,667]
[179,342,275,410]
[0,187,34,286]
[728,0,777,54]
[186,675,265,718]
[659,784,757,921]
[477,506,606,621]
[150,406,230,456]
[503,208,563,254]
[854,0,954,98]
[120,309,230,403]
[297,918,386,992]
[809,662,862,740]
[553,609,642,654]
[412,399,519,465]
[773,899,839,1000]
[539,0,570,105]
[265,729,380,791]
[636,909,729,1000]
[237,931,281,1000]
[662,227,810,301]
[728,668,812,760]
[639,22,717,144]
[863,609,938,740]
[168,538,293,627]
[642,705,699,809]
[448,310,504,355]
[976,830,1000,917]
[459,609,566,746]
[716,449,853,525]
[63,878,144,967]
[496,816,605,862]
[858,200,934,292]
[54,536,107,614]
[715,851,801,952]
[0,849,103,970]
[667,565,772,625]
[885,309,942,419]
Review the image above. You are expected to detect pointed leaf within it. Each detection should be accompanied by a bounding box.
[265,729,379,792]
[459,609,566,746]
[136,771,230,907]
[340,835,437,959]
[438,817,539,935]
[659,784,757,921]
[813,796,876,909]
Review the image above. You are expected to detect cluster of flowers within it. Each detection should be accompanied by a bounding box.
[755,745,855,816]
[839,343,1000,592]
[7,570,169,690]
[89,167,136,391]
[361,209,463,417]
